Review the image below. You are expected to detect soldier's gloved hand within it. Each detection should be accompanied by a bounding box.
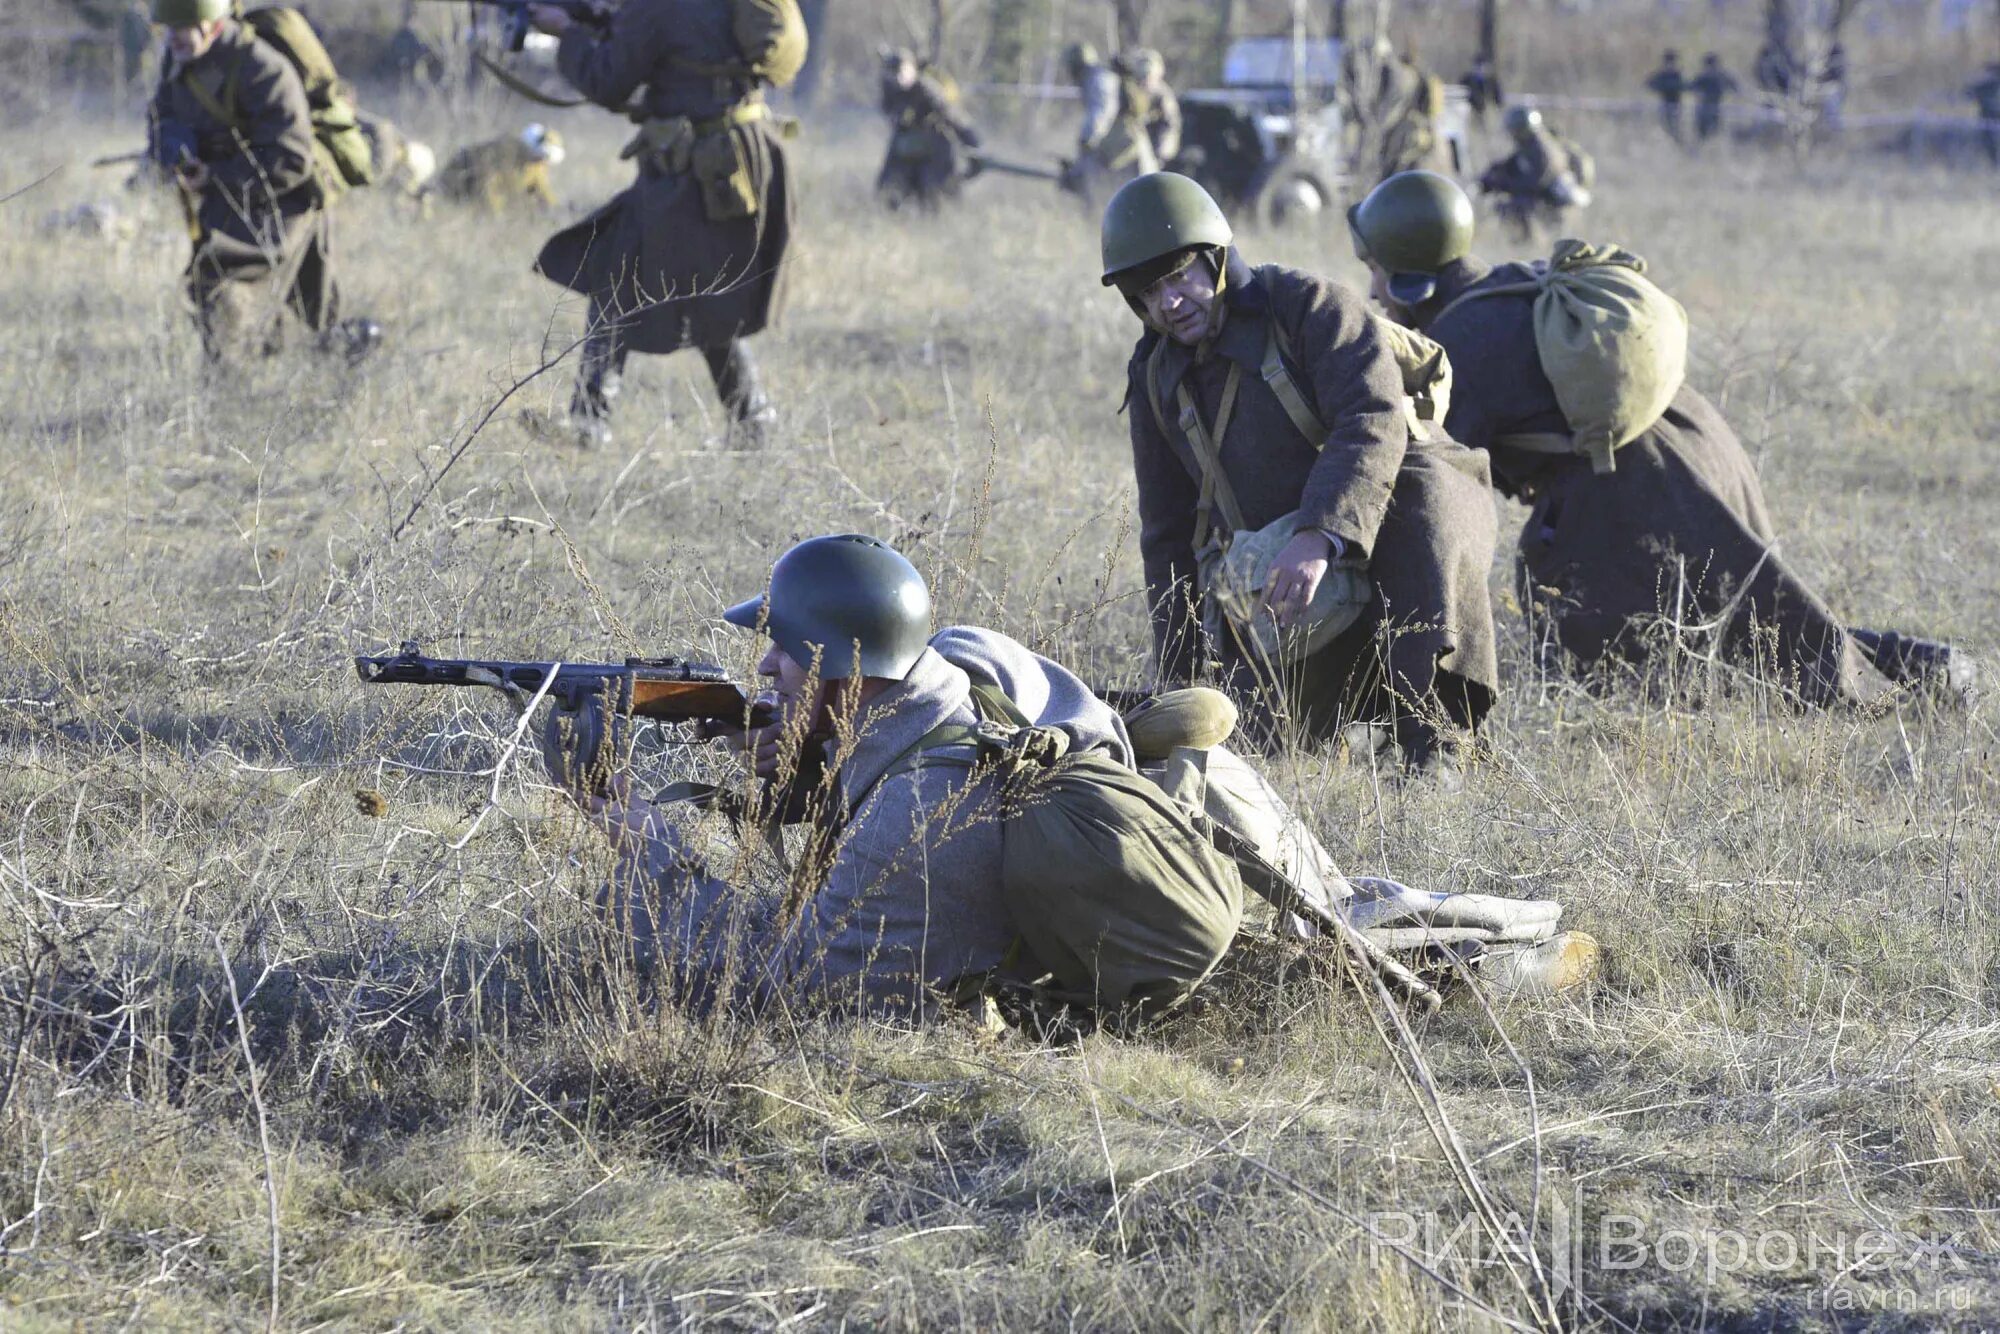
[540,697,628,799]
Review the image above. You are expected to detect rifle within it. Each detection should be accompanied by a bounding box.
[422,0,612,55]
[355,642,773,728]
[964,151,1066,183]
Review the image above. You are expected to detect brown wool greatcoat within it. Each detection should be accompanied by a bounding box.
[535,0,795,354]
[1416,256,1886,706]
[149,21,335,327]
[1128,255,1501,743]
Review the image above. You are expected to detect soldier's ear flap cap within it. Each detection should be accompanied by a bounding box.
[1387,272,1439,305]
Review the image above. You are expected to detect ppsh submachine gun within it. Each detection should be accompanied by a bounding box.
[422,0,613,54]
[355,642,774,729]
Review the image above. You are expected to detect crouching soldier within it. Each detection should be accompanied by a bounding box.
[1348,171,1973,706]
[146,0,378,360]
[1101,173,1500,780]
[431,124,564,211]
[1479,106,1592,241]
[535,535,1595,1019]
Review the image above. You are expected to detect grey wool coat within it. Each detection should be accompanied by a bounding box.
[605,628,1131,1018]
[535,0,795,353]
[1126,253,1501,741]
[1415,256,1886,706]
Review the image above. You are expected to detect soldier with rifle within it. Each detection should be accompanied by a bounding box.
[517,0,802,449]
[1348,171,1974,707]
[1062,41,1157,203]
[360,535,1598,1018]
[1100,173,1501,783]
[145,0,380,360]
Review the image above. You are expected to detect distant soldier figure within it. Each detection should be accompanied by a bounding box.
[432,124,565,211]
[1968,61,2000,166]
[1817,43,1848,129]
[1645,50,1685,143]
[1689,53,1740,143]
[1478,106,1592,241]
[1459,54,1502,130]
[1122,47,1182,166]
[1062,41,1157,202]
[146,0,378,360]
[1754,41,1791,97]
[875,46,980,210]
[1100,173,1500,780]
[1375,47,1447,180]
[1350,171,1974,707]
[526,0,799,449]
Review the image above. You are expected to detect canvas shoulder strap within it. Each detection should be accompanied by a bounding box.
[182,46,248,131]
[1147,336,1246,556]
[1259,318,1327,446]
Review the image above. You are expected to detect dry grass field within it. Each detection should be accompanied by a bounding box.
[3,88,2000,1331]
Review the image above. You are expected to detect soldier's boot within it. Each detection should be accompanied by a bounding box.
[1850,629,1978,703]
[702,339,777,451]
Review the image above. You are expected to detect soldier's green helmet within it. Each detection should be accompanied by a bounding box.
[1100,171,1233,297]
[724,534,932,681]
[1502,104,1543,138]
[1347,170,1476,306]
[150,0,228,23]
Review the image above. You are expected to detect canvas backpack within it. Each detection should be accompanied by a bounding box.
[880,685,1244,1015]
[1437,240,1688,474]
[189,7,374,194]
[674,0,809,89]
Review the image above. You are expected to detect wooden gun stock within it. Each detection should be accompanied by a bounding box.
[355,642,773,728]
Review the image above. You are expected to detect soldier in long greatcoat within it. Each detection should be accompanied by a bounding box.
[1350,171,1973,707]
[1102,174,1500,779]
[527,0,797,448]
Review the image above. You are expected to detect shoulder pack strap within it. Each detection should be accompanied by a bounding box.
[1432,277,1542,328]
[1260,319,1328,447]
[875,682,1029,787]
[1175,361,1247,550]
[182,48,248,131]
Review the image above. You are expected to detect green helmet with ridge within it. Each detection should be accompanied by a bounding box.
[150,0,229,23]
[1503,104,1543,138]
[723,534,932,681]
[1347,170,1476,305]
[1099,171,1233,287]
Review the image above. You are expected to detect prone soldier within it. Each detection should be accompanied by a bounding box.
[146,0,378,360]
[875,47,980,210]
[524,535,1594,1017]
[431,124,564,211]
[525,0,798,449]
[1478,105,1592,241]
[1349,171,1973,707]
[1101,174,1501,781]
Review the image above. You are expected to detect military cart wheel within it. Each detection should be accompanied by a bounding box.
[1253,166,1337,229]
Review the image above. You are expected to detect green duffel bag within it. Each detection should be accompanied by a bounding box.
[884,685,1244,1014]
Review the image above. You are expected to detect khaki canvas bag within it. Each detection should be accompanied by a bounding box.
[881,685,1244,1014]
[1439,240,1687,474]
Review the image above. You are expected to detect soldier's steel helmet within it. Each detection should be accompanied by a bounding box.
[1347,170,1476,305]
[1099,171,1233,288]
[724,534,932,681]
[151,0,228,22]
[1503,104,1543,137]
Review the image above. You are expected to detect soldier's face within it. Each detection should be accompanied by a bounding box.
[1365,262,1415,325]
[165,18,223,63]
[1143,261,1218,346]
[892,61,917,88]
